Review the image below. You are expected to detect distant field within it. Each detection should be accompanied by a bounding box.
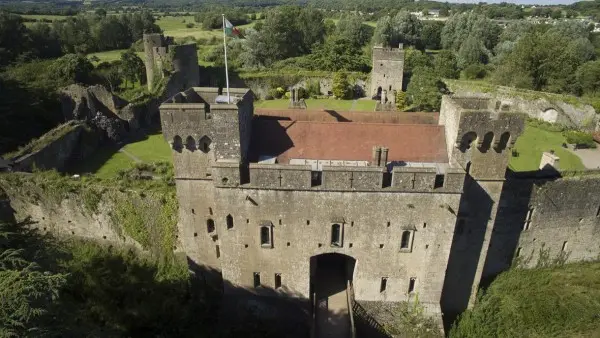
[20,14,69,21]
[255,98,376,111]
[509,125,585,172]
[77,134,172,179]
[157,15,256,40]
[86,49,145,64]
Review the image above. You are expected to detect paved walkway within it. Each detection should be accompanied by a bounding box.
[568,146,600,169]
[118,147,142,163]
[315,266,352,338]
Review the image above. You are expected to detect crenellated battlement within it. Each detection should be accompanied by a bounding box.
[205,162,465,193]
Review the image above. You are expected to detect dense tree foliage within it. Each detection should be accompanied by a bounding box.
[0,10,160,65]
[441,12,500,68]
[194,8,249,30]
[406,67,447,111]
[374,11,423,49]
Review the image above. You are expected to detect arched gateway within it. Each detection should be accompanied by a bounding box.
[310,253,356,338]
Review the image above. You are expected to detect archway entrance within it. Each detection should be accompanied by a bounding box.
[310,253,356,338]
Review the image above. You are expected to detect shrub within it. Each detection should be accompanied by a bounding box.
[297,87,309,99]
[396,91,408,110]
[332,72,352,99]
[462,64,487,80]
[306,80,321,97]
[563,130,596,148]
[185,23,194,28]
[267,88,280,99]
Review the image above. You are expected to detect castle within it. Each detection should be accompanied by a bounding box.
[152,41,600,333]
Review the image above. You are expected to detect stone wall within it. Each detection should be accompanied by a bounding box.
[10,122,102,172]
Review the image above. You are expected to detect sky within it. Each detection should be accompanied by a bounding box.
[440,0,583,4]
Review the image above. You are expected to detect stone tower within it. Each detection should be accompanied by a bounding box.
[439,96,525,316]
[143,33,200,91]
[371,44,405,108]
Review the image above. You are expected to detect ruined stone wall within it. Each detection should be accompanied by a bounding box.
[484,173,600,278]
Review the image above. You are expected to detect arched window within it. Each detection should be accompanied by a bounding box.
[260,226,272,247]
[401,231,412,250]
[459,132,477,153]
[172,135,183,152]
[185,136,196,151]
[479,132,494,153]
[206,219,215,233]
[331,223,342,247]
[495,132,511,153]
[226,214,234,229]
[198,135,212,153]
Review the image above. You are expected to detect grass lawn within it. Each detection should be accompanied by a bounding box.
[450,261,600,337]
[86,49,145,64]
[509,124,585,172]
[255,98,376,111]
[77,134,172,179]
[157,15,256,40]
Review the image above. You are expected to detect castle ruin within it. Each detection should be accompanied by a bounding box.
[143,33,200,91]
[371,44,405,111]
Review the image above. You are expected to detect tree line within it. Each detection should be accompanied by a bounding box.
[0,10,160,66]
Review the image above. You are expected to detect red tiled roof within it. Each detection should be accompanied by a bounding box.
[250,119,448,163]
[255,109,440,125]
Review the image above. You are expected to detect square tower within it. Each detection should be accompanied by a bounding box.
[371,44,405,100]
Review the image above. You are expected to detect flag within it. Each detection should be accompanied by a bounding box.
[224,18,242,38]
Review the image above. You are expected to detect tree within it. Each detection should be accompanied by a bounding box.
[0,221,67,337]
[550,10,563,20]
[434,50,459,79]
[406,67,447,111]
[441,12,501,57]
[404,48,431,74]
[335,14,373,48]
[395,90,407,110]
[374,11,423,48]
[310,36,369,72]
[575,60,600,95]
[50,53,94,85]
[332,72,352,99]
[420,21,444,50]
[0,11,28,65]
[457,35,488,69]
[120,49,145,87]
[28,23,62,59]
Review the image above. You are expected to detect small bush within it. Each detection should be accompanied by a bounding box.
[462,64,487,80]
[185,23,194,28]
[563,130,597,148]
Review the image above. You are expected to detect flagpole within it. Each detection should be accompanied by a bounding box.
[222,14,230,103]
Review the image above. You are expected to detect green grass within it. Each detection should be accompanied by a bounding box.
[77,134,172,179]
[157,15,255,40]
[86,49,145,64]
[450,261,600,338]
[255,98,376,111]
[509,124,585,172]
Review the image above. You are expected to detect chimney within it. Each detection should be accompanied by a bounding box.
[380,147,389,166]
[371,146,382,166]
[539,151,560,171]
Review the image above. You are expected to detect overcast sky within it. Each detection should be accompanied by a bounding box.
[441,0,581,4]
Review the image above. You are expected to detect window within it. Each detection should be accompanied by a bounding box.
[459,132,477,152]
[172,135,183,152]
[253,272,261,287]
[260,225,272,248]
[408,277,416,293]
[185,136,196,151]
[596,205,600,217]
[215,245,220,258]
[495,132,511,152]
[434,174,445,189]
[331,223,343,247]
[524,207,534,230]
[198,135,212,153]
[479,132,494,153]
[515,247,522,258]
[562,241,568,252]
[311,171,322,187]
[380,277,388,293]
[401,231,412,250]
[207,219,215,233]
[275,273,282,289]
[226,214,234,229]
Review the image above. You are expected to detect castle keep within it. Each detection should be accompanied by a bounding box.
[143,33,199,91]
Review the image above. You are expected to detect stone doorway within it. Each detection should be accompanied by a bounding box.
[310,253,356,338]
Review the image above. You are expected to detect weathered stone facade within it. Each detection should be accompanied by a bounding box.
[371,44,404,110]
[163,87,600,326]
[143,33,199,91]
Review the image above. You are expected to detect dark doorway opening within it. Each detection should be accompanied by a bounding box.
[309,253,356,338]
